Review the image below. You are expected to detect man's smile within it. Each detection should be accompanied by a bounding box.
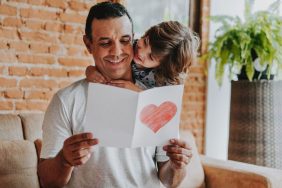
[104,56,128,66]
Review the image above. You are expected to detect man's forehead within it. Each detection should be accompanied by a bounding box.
[91,16,133,39]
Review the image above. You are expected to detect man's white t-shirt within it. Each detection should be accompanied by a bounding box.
[41,79,169,188]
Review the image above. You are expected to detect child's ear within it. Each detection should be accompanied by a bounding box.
[83,35,93,53]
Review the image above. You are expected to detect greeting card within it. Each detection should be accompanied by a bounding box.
[84,83,183,147]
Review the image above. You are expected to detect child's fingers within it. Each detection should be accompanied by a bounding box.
[85,65,107,83]
[95,72,107,83]
[109,80,127,84]
[108,83,125,88]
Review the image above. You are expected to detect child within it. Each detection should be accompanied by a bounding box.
[86,21,200,91]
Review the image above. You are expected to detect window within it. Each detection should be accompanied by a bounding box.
[126,0,190,38]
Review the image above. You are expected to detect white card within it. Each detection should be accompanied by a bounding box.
[84,83,184,148]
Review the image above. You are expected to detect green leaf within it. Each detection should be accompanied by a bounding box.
[200,0,282,86]
[245,57,254,81]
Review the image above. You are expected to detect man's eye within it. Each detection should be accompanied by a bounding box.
[121,39,130,44]
[99,43,110,47]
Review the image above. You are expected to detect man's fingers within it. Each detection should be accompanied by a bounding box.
[71,139,98,151]
[169,139,192,150]
[95,72,107,83]
[163,145,192,156]
[73,153,91,166]
[170,160,187,169]
[65,133,93,145]
[72,148,92,159]
[167,153,191,165]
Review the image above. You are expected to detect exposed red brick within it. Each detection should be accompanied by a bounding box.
[27,0,45,6]
[0,78,17,87]
[59,12,86,24]
[29,43,49,53]
[46,0,68,9]
[0,101,13,110]
[44,22,63,32]
[15,101,48,111]
[20,8,58,21]
[17,54,55,65]
[19,78,57,89]
[58,57,91,67]
[0,4,17,16]
[9,41,29,52]
[0,52,17,63]
[18,31,57,43]
[24,90,53,100]
[0,28,19,39]
[24,20,44,30]
[3,17,23,27]
[49,45,60,54]
[8,66,28,76]
[0,66,4,75]
[68,69,84,77]
[68,1,87,11]
[4,89,24,99]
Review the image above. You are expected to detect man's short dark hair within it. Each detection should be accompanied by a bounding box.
[85,1,134,41]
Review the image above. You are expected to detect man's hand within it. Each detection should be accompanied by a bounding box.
[62,132,98,166]
[85,65,108,83]
[163,139,192,169]
[109,80,142,92]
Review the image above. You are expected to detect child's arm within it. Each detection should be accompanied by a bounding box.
[85,65,107,83]
[109,80,143,92]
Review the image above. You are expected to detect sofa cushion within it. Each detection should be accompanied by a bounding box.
[0,140,40,188]
[20,113,44,142]
[0,115,23,141]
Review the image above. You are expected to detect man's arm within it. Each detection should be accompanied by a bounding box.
[38,133,98,188]
[38,152,74,188]
[157,139,192,187]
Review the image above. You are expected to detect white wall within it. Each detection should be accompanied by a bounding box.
[205,0,244,160]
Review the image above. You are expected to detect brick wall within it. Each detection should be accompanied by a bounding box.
[0,0,93,112]
[0,0,209,153]
[180,0,210,153]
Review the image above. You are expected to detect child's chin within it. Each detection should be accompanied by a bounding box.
[133,58,141,65]
[134,61,144,68]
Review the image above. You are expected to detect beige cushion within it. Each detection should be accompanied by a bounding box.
[20,113,44,142]
[0,115,23,141]
[0,140,40,188]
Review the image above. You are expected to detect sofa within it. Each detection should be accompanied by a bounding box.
[0,113,282,188]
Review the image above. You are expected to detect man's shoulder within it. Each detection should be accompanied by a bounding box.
[56,79,88,102]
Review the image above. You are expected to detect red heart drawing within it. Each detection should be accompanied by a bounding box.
[140,101,177,133]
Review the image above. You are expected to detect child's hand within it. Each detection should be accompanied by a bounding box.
[85,65,107,83]
[109,80,142,92]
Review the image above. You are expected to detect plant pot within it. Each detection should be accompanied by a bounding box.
[228,80,282,169]
[237,65,274,80]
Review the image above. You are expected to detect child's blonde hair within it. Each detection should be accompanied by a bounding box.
[144,21,200,85]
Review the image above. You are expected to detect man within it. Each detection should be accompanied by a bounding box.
[38,2,192,188]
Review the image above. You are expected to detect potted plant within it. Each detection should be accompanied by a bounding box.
[202,0,282,85]
[203,0,282,169]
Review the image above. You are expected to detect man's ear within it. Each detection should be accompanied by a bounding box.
[83,35,92,54]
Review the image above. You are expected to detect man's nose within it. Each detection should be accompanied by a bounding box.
[110,42,122,57]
